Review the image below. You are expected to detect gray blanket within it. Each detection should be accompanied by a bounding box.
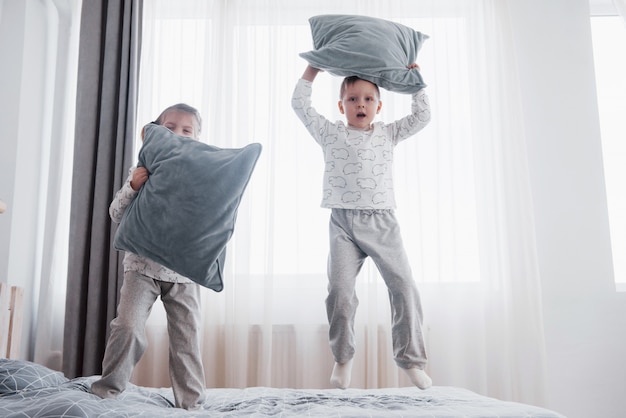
[0,359,566,417]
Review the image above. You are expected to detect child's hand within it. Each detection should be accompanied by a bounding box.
[408,63,420,70]
[130,167,149,191]
[302,65,322,82]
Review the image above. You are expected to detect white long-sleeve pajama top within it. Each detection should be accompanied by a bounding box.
[291,78,431,210]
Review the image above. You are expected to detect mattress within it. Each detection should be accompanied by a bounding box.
[0,359,566,417]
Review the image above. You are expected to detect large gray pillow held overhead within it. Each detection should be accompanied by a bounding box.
[299,14,429,94]
[114,123,262,292]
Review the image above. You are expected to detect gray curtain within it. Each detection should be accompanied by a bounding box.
[63,0,143,379]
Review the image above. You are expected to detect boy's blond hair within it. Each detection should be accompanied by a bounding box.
[339,76,381,100]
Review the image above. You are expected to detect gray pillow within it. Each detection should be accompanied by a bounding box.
[299,14,429,94]
[114,123,262,291]
[0,359,68,393]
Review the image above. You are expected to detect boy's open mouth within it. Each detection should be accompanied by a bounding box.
[357,112,366,118]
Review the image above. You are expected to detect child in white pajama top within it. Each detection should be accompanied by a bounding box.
[91,104,206,410]
[291,64,433,390]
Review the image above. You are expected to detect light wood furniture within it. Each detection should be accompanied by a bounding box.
[1,283,23,359]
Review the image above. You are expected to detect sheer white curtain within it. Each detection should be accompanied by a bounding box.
[31,0,81,371]
[131,0,548,406]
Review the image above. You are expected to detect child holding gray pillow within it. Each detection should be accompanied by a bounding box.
[91,103,207,410]
[291,64,432,390]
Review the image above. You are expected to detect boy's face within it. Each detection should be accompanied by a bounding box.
[161,110,199,139]
[338,79,382,130]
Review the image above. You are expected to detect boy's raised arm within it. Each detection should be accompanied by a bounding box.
[301,64,321,82]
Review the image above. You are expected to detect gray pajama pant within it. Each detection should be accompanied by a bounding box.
[326,209,428,370]
[91,271,206,410]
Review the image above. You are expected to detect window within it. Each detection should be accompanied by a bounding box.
[590,15,626,289]
[137,1,484,284]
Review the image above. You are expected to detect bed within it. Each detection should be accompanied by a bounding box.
[0,359,566,417]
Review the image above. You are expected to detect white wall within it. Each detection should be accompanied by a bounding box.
[0,0,78,362]
[508,1,626,417]
[0,0,48,359]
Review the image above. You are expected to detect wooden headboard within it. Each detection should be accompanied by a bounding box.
[0,283,23,359]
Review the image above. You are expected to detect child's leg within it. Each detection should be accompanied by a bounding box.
[161,282,206,410]
[327,209,366,388]
[91,271,159,398]
[356,210,431,388]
